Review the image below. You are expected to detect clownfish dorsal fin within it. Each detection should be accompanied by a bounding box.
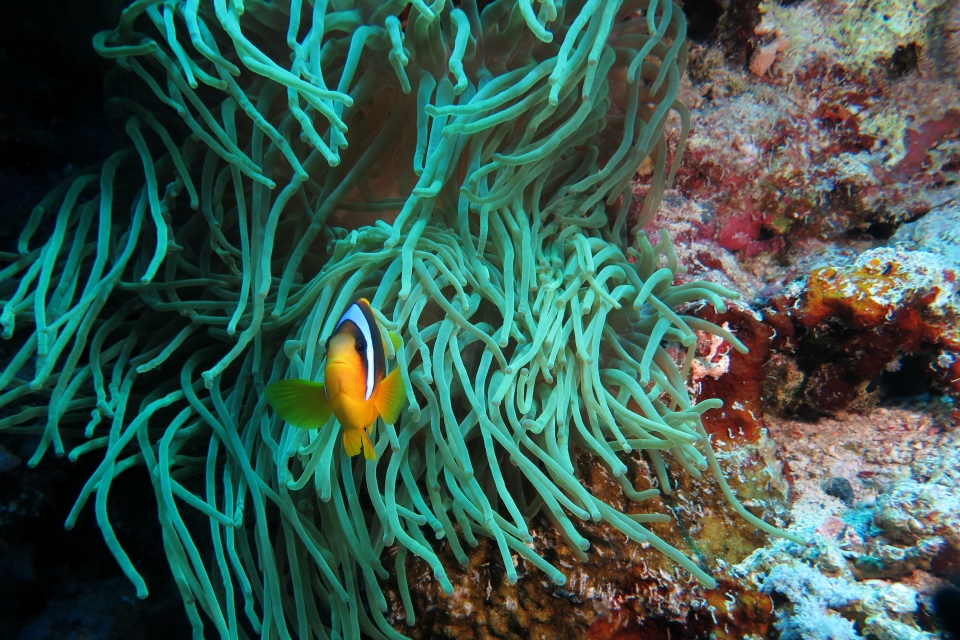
[264,379,333,429]
[373,367,406,425]
[388,331,402,354]
[381,330,402,360]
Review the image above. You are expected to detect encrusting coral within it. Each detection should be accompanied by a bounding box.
[0,0,800,637]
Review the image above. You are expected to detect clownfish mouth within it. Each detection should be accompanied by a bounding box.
[327,358,352,367]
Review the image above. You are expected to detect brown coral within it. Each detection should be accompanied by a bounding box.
[749,33,791,77]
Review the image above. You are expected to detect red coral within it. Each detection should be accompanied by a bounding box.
[889,109,960,180]
[716,207,763,252]
[693,305,773,444]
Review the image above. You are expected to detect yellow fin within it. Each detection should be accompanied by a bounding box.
[361,429,376,460]
[264,379,332,429]
[389,331,403,353]
[373,367,405,425]
[343,428,377,459]
[382,330,402,360]
[343,429,362,456]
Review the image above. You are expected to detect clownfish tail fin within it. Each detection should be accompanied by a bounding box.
[343,429,362,457]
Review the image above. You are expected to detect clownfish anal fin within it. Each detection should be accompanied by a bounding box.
[373,367,406,425]
[264,379,332,429]
[343,428,377,460]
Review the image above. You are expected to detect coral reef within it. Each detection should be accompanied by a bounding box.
[762,246,960,415]
[3,0,958,637]
[381,424,795,639]
[891,204,960,264]
[687,303,771,443]
[730,407,960,640]
[666,0,960,275]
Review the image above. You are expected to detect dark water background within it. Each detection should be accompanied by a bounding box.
[0,1,193,636]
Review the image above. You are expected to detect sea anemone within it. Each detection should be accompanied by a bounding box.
[0,0,800,637]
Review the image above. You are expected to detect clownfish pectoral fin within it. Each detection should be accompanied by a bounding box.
[373,367,406,425]
[343,428,377,460]
[264,379,332,430]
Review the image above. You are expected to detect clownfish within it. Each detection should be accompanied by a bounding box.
[264,299,405,460]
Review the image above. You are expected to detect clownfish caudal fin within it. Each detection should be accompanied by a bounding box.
[373,368,406,425]
[343,428,377,460]
[264,379,332,429]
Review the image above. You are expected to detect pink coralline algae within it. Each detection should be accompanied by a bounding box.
[889,110,960,180]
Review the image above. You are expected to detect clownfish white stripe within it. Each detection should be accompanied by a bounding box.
[335,303,376,400]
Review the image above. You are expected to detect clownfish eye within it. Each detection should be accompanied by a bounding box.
[355,338,366,354]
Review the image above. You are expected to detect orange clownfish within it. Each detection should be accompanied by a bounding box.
[265,299,405,460]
